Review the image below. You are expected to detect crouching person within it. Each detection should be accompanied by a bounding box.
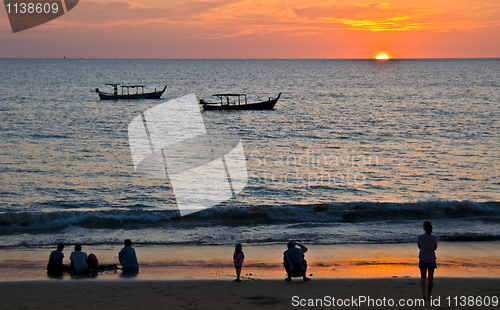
[283,241,310,281]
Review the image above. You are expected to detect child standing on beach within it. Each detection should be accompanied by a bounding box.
[233,243,244,282]
[418,220,438,300]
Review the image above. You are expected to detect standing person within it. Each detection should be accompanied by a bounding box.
[70,244,88,275]
[47,242,65,275]
[283,241,310,281]
[418,220,438,300]
[119,239,139,272]
[233,243,244,282]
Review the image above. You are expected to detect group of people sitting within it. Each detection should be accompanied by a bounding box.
[47,239,139,276]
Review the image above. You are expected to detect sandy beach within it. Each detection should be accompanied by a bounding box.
[0,242,499,309]
[1,278,499,310]
[1,242,500,281]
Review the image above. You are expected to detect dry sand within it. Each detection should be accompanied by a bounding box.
[1,278,499,310]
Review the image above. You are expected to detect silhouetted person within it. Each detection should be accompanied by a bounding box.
[284,241,310,281]
[70,244,88,275]
[47,242,64,275]
[233,243,244,282]
[418,220,438,300]
[87,253,99,275]
[119,239,139,273]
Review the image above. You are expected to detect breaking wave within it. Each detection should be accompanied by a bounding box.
[1,200,498,234]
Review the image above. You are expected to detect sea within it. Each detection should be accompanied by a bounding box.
[0,58,499,249]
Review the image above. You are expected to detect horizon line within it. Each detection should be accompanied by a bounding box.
[1,57,500,61]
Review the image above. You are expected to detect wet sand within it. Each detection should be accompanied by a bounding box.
[1,242,499,281]
[0,242,499,309]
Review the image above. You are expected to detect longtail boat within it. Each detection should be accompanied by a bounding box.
[96,84,167,100]
[200,93,281,110]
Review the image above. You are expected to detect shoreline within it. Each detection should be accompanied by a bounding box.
[1,241,499,281]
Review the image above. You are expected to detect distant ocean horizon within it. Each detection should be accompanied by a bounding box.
[2,57,500,60]
[0,58,499,248]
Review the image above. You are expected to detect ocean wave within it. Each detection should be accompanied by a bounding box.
[0,209,180,232]
[0,200,498,234]
[440,233,500,242]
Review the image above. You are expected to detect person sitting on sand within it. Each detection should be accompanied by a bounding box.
[233,243,244,282]
[418,220,438,300]
[284,241,310,281]
[119,239,139,272]
[47,242,65,275]
[87,253,99,275]
[70,244,88,275]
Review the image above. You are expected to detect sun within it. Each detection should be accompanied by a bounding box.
[376,54,390,60]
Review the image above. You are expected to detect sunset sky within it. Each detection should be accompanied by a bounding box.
[1,0,499,58]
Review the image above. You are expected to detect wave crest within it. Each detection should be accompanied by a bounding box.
[0,200,498,234]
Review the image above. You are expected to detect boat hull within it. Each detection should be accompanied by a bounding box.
[99,92,164,100]
[202,93,280,110]
[98,86,167,100]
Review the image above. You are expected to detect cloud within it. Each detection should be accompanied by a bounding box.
[4,0,498,44]
[55,0,242,27]
[292,2,500,32]
[292,3,431,31]
[294,3,391,20]
[38,0,296,39]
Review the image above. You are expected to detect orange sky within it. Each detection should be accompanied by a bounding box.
[1,0,499,58]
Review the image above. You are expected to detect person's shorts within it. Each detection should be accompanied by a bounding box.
[419,260,437,269]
